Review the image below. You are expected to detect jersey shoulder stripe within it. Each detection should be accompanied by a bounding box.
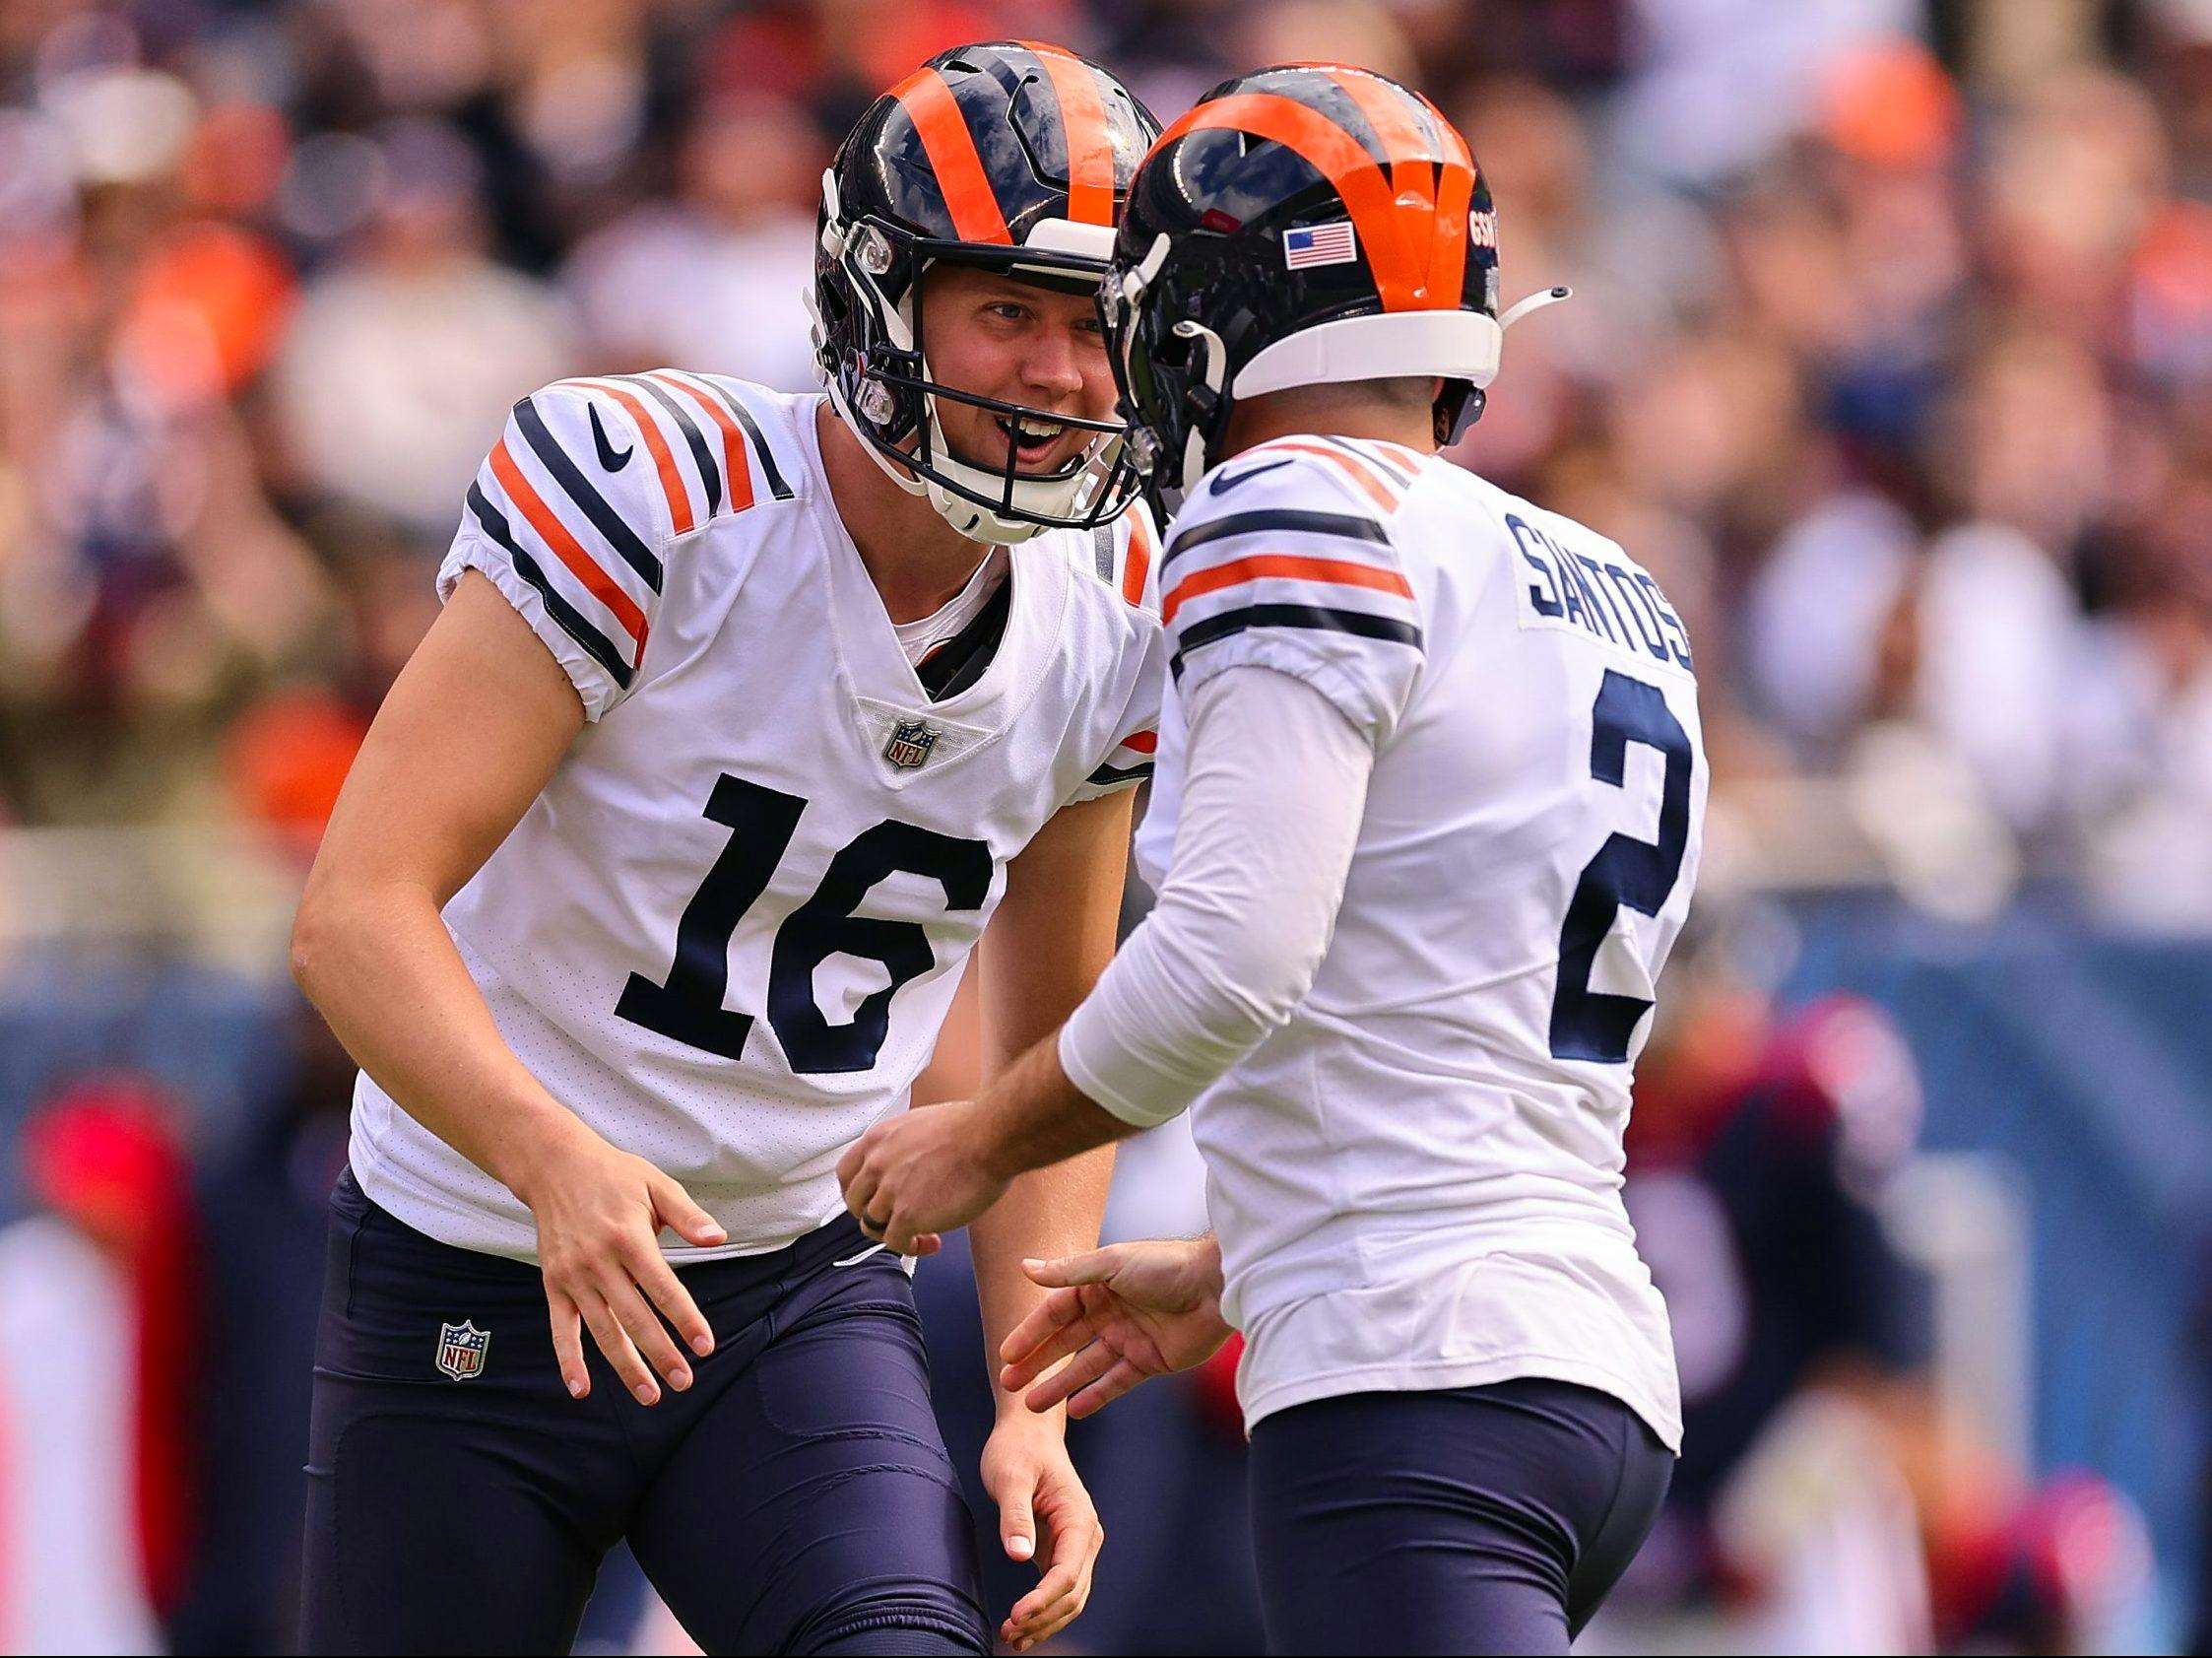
[1162,506,1392,569]
[1170,602,1421,682]
[559,376,699,535]
[466,481,636,688]
[510,392,665,590]
[645,370,754,512]
[615,373,722,517]
[1244,436,1403,513]
[1163,552,1412,625]
[1161,478,1413,635]
[1120,499,1159,609]
[1321,434,1422,487]
[684,374,798,501]
[483,438,652,652]
[1070,498,1162,615]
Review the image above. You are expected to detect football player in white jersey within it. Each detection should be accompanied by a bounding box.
[288,44,1166,1657]
[838,65,1705,1654]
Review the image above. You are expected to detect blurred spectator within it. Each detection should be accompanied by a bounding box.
[167,1004,350,1655]
[0,1073,196,1654]
[271,118,578,536]
[563,93,827,389]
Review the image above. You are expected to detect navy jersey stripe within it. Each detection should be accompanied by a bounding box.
[1170,602,1423,679]
[1163,507,1391,569]
[692,377,796,500]
[467,484,637,689]
[511,396,666,592]
[618,375,723,517]
[1086,760,1155,786]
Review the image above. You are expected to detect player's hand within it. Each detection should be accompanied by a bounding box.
[835,1099,1009,1256]
[510,1123,727,1406]
[998,1236,1233,1417]
[981,1411,1103,1653]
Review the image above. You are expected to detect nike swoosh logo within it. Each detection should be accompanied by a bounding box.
[831,1244,889,1268]
[589,405,633,472]
[1207,457,1292,497]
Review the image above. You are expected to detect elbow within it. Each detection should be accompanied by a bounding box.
[289,877,349,1004]
[288,898,326,1003]
[1150,903,1325,1047]
[1238,948,1325,1034]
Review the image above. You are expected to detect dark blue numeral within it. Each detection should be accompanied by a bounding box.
[615,775,803,1060]
[771,821,993,1074]
[1549,670,1693,1063]
[617,777,991,1074]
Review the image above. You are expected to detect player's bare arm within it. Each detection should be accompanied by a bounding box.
[292,570,726,1409]
[963,789,1132,1652]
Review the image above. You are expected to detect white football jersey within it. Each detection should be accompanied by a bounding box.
[351,372,1164,1261]
[1138,436,1705,1447]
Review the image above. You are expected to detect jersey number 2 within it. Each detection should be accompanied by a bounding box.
[1549,670,1694,1064]
[615,775,993,1074]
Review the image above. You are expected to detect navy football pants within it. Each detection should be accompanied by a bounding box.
[300,1169,987,1655]
[1247,1378,1673,1656]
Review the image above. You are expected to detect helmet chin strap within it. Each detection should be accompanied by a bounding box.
[1171,318,1229,492]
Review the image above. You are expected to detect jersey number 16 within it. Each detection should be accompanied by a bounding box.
[616,775,992,1075]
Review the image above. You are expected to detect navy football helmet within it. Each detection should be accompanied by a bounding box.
[811,42,1160,542]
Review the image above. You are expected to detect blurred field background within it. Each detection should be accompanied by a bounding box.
[0,0,2209,1652]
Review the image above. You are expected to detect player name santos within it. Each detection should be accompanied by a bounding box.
[1510,511,1695,672]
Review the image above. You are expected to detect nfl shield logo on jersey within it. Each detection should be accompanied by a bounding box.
[883,720,940,769]
[435,1319,489,1380]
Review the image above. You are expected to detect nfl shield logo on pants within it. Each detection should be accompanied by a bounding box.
[435,1319,489,1380]
[883,720,940,770]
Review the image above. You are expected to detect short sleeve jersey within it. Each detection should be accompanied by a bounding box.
[349,372,1164,1260]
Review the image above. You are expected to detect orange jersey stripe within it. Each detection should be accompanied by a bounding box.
[1121,505,1155,607]
[1151,93,1424,311]
[891,68,1014,244]
[564,377,694,535]
[488,438,650,652]
[1163,553,1413,625]
[1250,436,1400,513]
[1019,41,1116,227]
[648,371,754,515]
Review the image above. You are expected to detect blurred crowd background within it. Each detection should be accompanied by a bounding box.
[0,0,2208,1652]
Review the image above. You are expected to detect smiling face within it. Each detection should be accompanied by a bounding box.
[917,262,1120,477]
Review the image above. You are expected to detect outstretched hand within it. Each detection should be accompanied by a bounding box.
[997,1236,1232,1418]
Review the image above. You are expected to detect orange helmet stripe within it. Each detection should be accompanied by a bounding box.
[890,68,1014,244]
[1414,89,1478,305]
[1317,66,1440,312]
[1150,93,1431,310]
[1019,41,1117,228]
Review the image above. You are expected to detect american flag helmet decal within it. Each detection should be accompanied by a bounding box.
[1283,221,1358,269]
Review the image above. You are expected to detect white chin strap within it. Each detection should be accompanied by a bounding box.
[918,392,1119,546]
[825,373,1111,547]
[1172,318,1230,494]
[819,190,1121,544]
